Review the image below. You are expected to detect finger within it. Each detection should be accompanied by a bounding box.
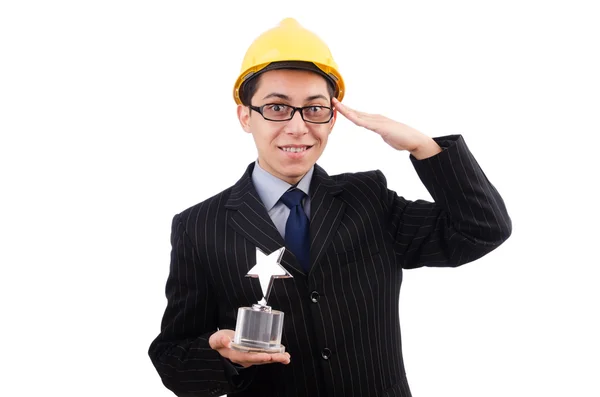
[332,99,358,118]
[220,330,235,338]
[334,102,366,125]
[218,335,232,349]
[244,352,290,366]
[209,335,226,350]
[224,350,291,367]
[225,350,273,366]
[333,101,378,128]
[270,352,291,364]
[340,110,372,129]
[333,99,374,119]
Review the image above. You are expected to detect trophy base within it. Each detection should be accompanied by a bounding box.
[231,305,286,354]
[230,340,286,354]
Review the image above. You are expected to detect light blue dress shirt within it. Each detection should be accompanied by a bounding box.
[251,160,313,239]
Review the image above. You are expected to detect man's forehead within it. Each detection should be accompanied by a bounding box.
[258,69,328,86]
[255,70,330,99]
[260,92,329,102]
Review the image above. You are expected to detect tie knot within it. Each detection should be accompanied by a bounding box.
[280,188,306,209]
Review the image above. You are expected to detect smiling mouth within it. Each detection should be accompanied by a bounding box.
[278,145,314,153]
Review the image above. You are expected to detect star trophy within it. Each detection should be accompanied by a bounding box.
[231,247,292,354]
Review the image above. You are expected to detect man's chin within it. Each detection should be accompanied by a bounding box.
[278,166,311,183]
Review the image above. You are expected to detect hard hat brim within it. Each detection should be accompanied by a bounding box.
[234,61,344,105]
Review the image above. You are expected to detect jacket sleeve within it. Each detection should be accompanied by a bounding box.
[379,134,512,269]
[148,213,256,396]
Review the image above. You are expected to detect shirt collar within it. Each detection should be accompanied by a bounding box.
[252,160,314,211]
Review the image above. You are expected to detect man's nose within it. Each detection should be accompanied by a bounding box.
[283,109,309,135]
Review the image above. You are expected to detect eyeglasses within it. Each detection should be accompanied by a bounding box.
[249,103,333,124]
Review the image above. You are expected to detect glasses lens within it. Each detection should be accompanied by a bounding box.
[262,104,293,120]
[302,106,332,123]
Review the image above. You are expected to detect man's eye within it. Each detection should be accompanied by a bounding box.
[267,104,288,112]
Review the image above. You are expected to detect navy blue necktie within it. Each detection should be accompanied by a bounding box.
[280,188,310,272]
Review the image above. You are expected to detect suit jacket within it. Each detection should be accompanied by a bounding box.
[148,134,512,397]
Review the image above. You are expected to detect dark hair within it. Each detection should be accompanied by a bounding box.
[239,64,336,106]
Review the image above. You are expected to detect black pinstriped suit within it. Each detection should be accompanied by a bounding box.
[148,134,512,397]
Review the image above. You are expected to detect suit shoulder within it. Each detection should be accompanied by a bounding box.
[326,169,388,204]
[330,169,386,188]
[173,185,234,225]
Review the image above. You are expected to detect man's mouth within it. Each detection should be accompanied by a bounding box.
[278,145,313,153]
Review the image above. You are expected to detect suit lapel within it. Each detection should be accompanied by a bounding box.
[226,163,347,277]
[308,164,346,275]
[225,163,306,276]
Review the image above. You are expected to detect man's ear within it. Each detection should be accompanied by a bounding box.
[237,104,252,133]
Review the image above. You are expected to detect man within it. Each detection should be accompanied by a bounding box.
[148,18,512,397]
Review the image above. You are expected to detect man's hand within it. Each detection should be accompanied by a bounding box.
[332,98,442,160]
[209,329,291,368]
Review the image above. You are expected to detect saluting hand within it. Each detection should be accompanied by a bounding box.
[209,329,291,368]
[332,98,442,160]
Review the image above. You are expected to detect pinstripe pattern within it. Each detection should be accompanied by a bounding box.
[148,134,512,397]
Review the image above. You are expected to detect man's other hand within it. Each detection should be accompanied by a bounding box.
[209,329,291,368]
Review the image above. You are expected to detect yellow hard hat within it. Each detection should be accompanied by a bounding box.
[233,18,345,105]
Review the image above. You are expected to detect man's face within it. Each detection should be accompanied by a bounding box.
[237,69,336,185]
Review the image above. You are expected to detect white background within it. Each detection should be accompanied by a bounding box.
[1,1,599,396]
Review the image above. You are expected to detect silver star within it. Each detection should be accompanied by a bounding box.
[246,247,293,306]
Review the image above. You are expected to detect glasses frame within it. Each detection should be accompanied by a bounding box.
[248,103,334,124]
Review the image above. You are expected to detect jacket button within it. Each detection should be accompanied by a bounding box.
[321,348,331,360]
[310,291,320,303]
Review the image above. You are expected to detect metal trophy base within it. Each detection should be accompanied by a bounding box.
[231,304,286,354]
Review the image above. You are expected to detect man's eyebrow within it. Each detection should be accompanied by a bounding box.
[305,94,329,102]
[262,92,290,101]
[262,93,329,102]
